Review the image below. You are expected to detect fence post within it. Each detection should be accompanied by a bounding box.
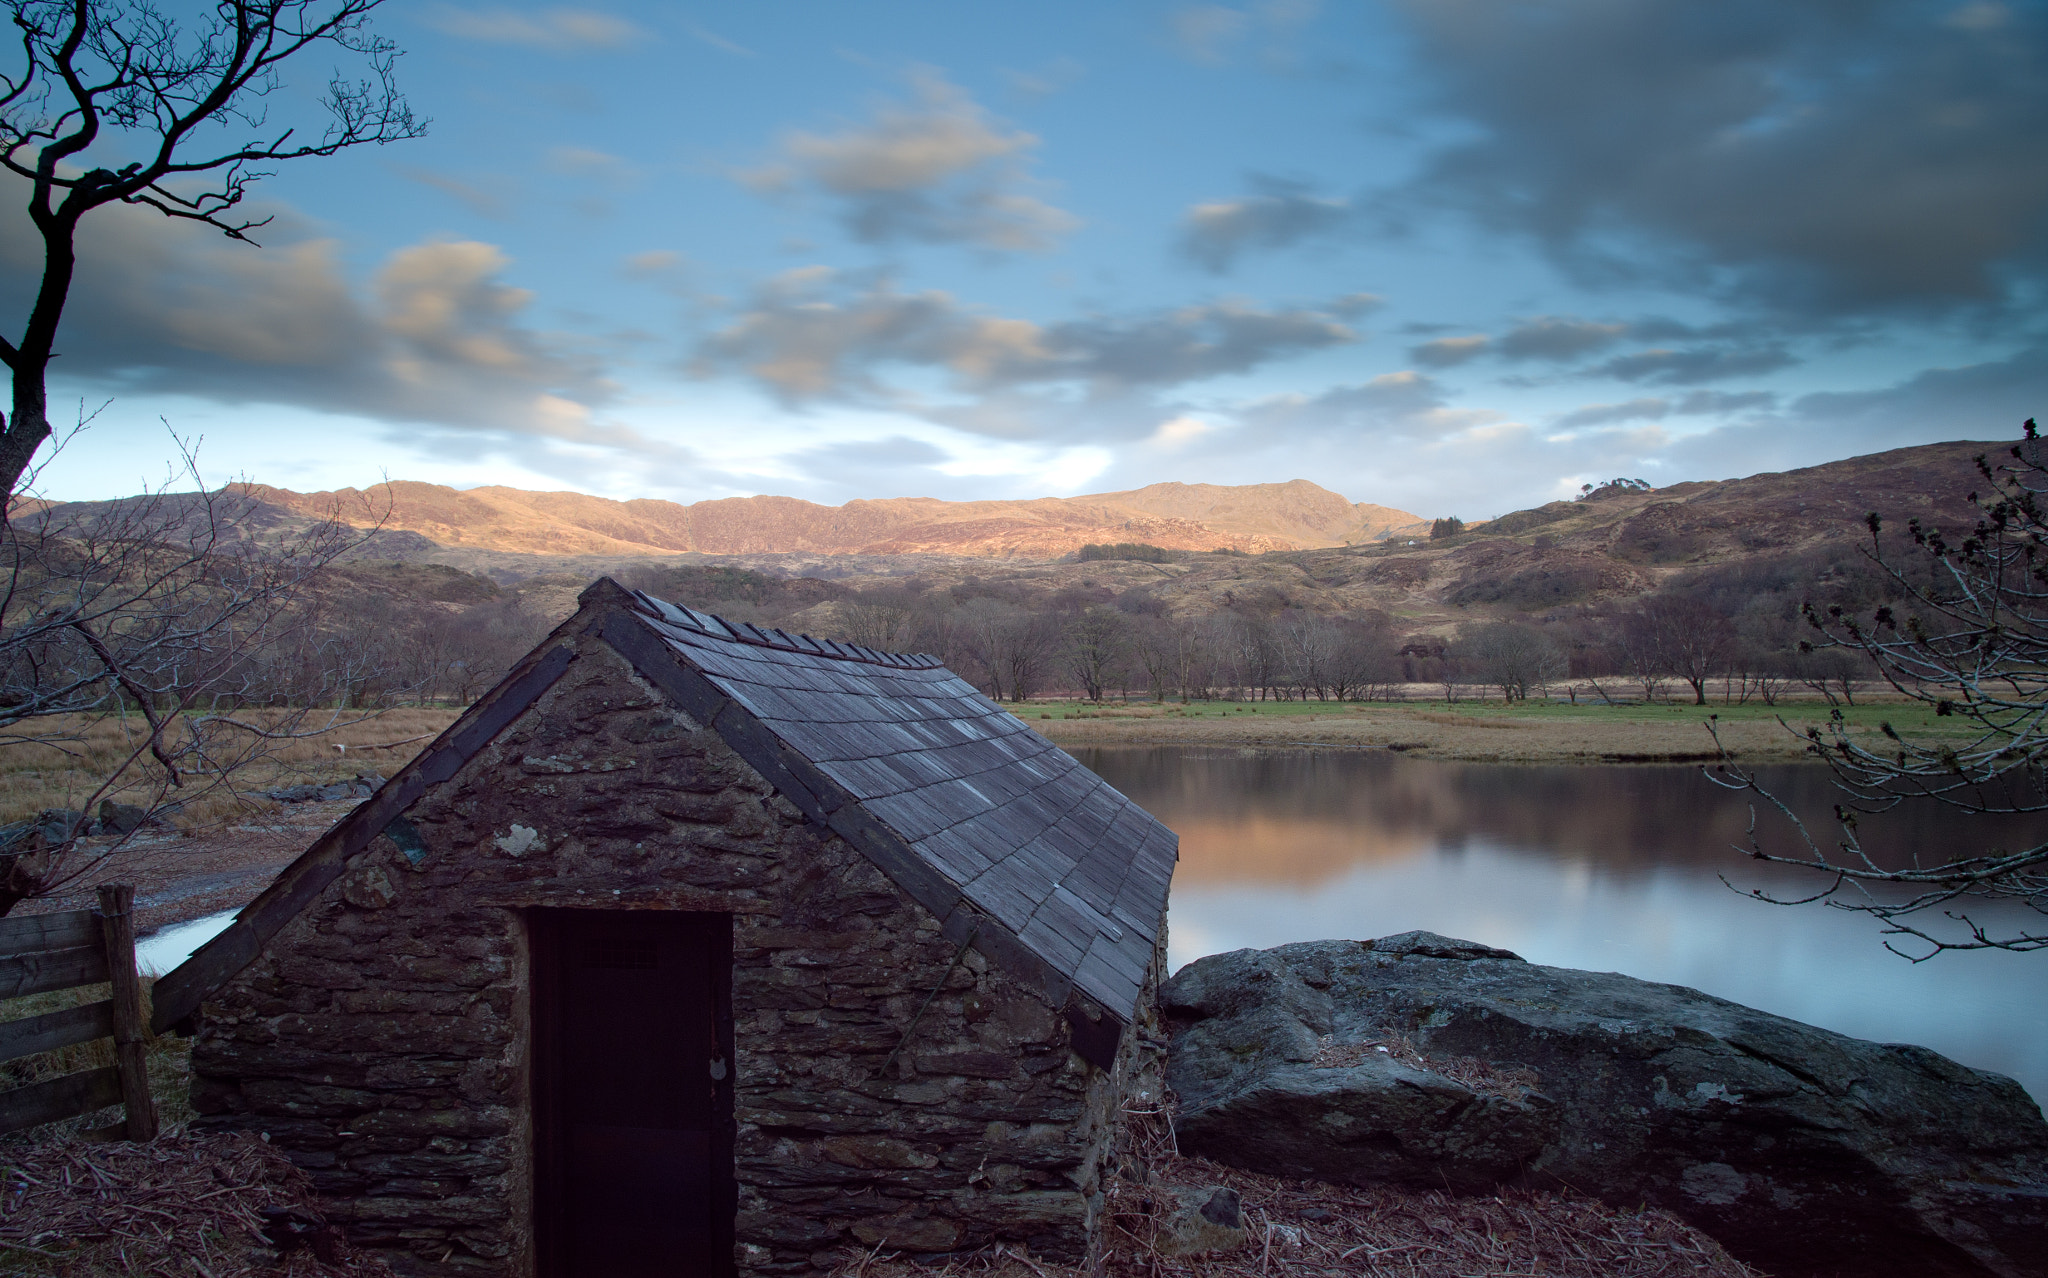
[96,884,159,1141]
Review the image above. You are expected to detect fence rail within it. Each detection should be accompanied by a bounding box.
[0,884,158,1140]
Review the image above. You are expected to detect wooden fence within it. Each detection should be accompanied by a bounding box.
[0,884,159,1141]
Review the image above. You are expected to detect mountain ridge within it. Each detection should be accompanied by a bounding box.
[229,477,1426,560]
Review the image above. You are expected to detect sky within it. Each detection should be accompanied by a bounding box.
[5,0,2046,520]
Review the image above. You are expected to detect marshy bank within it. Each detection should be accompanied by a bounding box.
[1029,694,1968,763]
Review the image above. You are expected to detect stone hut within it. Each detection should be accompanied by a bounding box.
[151,578,1178,1278]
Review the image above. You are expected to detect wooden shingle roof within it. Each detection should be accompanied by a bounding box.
[152,578,1176,1068]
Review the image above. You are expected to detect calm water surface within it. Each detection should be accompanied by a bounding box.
[1075,747,2048,1105]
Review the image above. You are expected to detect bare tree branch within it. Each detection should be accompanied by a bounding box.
[0,435,402,913]
[0,0,426,500]
[1700,423,2048,957]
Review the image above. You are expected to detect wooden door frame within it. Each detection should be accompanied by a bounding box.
[527,908,737,1278]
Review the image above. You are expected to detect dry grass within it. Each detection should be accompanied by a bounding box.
[1029,697,1962,763]
[1410,712,1529,730]
[0,978,197,1138]
[0,709,459,829]
[837,1107,1760,1278]
[0,1132,395,1277]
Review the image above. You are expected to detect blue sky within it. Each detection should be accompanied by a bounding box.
[7,0,2046,519]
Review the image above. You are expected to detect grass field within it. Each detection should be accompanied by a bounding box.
[0,707,465,827]
[1020,692,1972,762]
[0,694,1972,822]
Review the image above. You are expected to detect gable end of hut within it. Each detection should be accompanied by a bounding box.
[175,581,1172,1277]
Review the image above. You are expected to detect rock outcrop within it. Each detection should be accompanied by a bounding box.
[1164,933,2048,1278]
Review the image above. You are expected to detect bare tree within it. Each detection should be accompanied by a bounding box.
[954,599,1056,702]
[1220,611,1282,701]
[1327,618,1398,701]
[0,449,388,913]
[1060,606,1130,702]
[1643,596,1738,706]
[1462,622,1562,703]
[998,610,1058,702]
[835,591,916,652]
[1282,614,1338,700]
[1,0,425,502]
[1710,421,2048,957]
[1134,615,1207,703]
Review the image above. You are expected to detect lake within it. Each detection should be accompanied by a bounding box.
[1075,746,2048,1106]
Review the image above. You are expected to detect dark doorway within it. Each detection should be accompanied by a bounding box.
[531,910,734,1278]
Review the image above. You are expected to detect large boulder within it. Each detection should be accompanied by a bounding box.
[1164,933,2048,1278]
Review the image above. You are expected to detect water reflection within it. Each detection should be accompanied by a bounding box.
[1076,747,2048,1106]
[135,909,237,976]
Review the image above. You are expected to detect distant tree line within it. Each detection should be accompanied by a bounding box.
[18,523,1911,717]
[614,546,1909,708]
[1075,542,1179,563]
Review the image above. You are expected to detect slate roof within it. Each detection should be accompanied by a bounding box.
[151,578,1177,1065]
[614,587,1178,1037]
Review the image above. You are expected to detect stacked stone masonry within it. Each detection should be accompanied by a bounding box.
[190,640,1165,1276]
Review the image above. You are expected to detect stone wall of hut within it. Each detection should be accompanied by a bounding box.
[189,639,1163,1276]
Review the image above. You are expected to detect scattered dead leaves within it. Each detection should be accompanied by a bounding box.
[0,1132,393,1277]
[836,1105,1759,1278]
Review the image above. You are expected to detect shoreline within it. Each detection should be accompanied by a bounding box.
[1021,697,1949,764]
[6,699,1946,939]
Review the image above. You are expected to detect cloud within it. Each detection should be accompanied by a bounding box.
[687,24,753,57]
[1781,347,2048,445]
[1410,335,1489,367]
[1552,390,1775,430]
[1166,2,1322,68]
[1658,346,2048,481]
[774,434,967,498]
[0,184,615,441]
[694,267,1359,407]
[1399,313,1756,375]
[369,240,615,432]
[620,250,684,278]
[1388,0,2048,316]
[1238,370,1499,442]
[1596,345,1798,385]
[393,166,514,220]
[545,147,639,188]
[1946,2,2011,33]
[1003,57,1086,100]
[1147,416,1215,450]
[423,5,646,49]
[1327,293,1384,319]
[1179,175,1354,272]
[1496,316,1629,361]
[740,73,1077,253]
[1170,5,1252,63]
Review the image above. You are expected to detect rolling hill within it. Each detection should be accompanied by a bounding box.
[236,478,1427,560]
